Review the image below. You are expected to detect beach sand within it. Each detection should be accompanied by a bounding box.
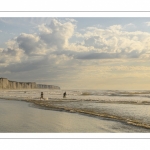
[0,98,149,132]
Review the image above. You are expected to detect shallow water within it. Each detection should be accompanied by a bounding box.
[0,99,150,132]
[0,89,150,132]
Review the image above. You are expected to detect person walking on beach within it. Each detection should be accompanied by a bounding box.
[40,92,43,100]
[63,92,66,98]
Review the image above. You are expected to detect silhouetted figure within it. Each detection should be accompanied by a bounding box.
[63,92,66,98]
[40,92,43,100]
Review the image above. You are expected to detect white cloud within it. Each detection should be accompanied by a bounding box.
[16,33,47,56]
[2,19,150,68]
[65,18,78,23]
[145,22,150,26]
[71,25,150,59]
[38,24,52,34]
[2,18,150,89]
[108,25,123,31]
[0,47,25,66]
[2,18,150,70]
[123,23,136,30]
[126,23,135,26]
[39,19,75,49]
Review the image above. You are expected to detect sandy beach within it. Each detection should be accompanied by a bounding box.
[0,89,150,132]
[0,97,150,132]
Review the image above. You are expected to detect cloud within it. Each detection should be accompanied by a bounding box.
[65,18,78,23]
[72,25,150,59]
[1,18,150,71]
[39,19,75,49]
[145,22,150,26]
[2,19,150,64]
[2,18,150,88]
[2,19,150,68]
[123,23,136,30]
[0,48,25,66]
[16,33,47,56]
[108,25,123,31]
[0,19,76,69]
[0,39,26,66]
[7,19,150,62]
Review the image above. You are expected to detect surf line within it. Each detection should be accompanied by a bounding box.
[31,100,150,130]
[1,97,150,130]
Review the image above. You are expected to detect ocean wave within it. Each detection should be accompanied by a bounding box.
[30,100,150,129]
[81,92,93,95]
[48,98,150,105]
[1,96,150,130]
[80,90,150,97]
[1,95,150,106]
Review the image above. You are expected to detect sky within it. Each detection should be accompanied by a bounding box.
[1,17,150,90]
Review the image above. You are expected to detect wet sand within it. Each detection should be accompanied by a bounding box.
[0,98,150,132]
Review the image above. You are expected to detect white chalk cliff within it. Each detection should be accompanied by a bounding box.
[0,78,60,89]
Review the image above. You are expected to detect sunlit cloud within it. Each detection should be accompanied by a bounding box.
[1,18,150,89]
[145,22,150,26]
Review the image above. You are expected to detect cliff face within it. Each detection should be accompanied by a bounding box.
[0,78,9,89]
[0,78,60,89]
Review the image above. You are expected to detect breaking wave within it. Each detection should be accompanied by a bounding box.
[1,89,150,130]
[30,100,150,129]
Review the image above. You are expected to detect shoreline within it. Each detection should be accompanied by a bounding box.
[31,100,150,130]
[1,97,150,131]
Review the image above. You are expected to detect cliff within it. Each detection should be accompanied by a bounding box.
[0,78,60,89]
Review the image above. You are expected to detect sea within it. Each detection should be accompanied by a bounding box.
[0,89,150,132]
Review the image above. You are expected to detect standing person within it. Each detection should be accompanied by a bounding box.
[40,92,43,100]
[63,91,66,98]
